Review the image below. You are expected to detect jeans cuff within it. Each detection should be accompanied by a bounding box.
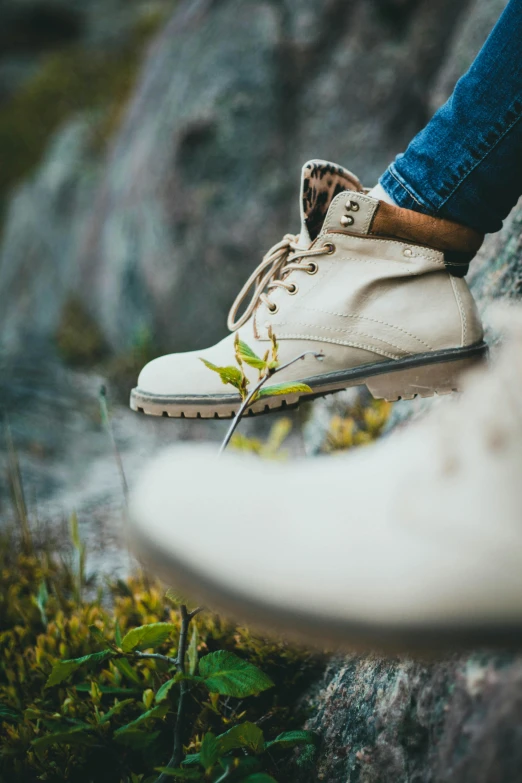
[379,165,433,215]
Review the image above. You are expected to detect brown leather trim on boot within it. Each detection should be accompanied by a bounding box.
[369,201,484,256]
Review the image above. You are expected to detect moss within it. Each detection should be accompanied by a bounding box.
[0,5,174,208]
[0,521,325,782]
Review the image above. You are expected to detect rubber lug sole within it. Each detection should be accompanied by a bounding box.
[130,341,488,419]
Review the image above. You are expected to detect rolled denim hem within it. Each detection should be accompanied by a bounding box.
[379,166,435,217]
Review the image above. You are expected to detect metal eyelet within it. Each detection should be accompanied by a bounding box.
[403,248,413,257]
[323,242,336,255]
[268,303,279,314]
[346,199,360,212]
[287,283,299,295]
[341,215,354,227]
[307,262,319,275]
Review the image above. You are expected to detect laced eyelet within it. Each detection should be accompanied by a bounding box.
[341,215,354,227]
[348,200,360,212]
[323,242,336,255]
[307,262,319,275]
[268,303,279,314]
[287,283,298,295]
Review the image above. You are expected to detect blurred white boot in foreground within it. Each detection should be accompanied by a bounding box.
[129,308,522,652]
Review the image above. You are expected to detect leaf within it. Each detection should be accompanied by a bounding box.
[182,754,202,767]
[0,705,21,724]
[266,730,318,749]
[114,703,168,734]
[218,721,265,754]
[198,651,274,698]
[242,775,278,783]
[99,699,135,725]
[219,756,260,775]
[188,623,199,677]
[46,650,114,687]
[75,683,139,695]
[256,382,312,399]
[262,418,292,457]
[114,729,161,749]
[113,657,142,685]
[155,674,183,703]
[36,580,49,626]
[154,769,201,780]
[165,588,190,606]
[70,511,81,550]
[268,326,279,365]
[121,622,176,652]
[114,620,123,647]
[199,732,221,770]
[32,729,96,749]
[236,340,267,371]
[89,624,112,649]
[200,360,244,391]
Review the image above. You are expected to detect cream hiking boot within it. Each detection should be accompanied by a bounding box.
[128,310,522,652]
[131,160,486,418]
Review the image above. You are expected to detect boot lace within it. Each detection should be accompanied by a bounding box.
[227,234,335,331]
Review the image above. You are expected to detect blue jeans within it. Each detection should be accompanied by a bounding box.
[380,0,522,235]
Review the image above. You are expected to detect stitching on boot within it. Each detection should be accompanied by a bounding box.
[324,237,445,266]
[296,306,433,350]
[266,333,401,360]
[271,320,410,356]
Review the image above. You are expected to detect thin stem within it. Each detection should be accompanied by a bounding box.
[213,767,234,782]
[99,385,128,500]
[219,351,324,455]
[4,415,32,554]
[133,651,178,666]
[155,604,199,783]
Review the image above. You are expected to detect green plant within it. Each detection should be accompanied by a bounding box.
[230,418,293,459]
[324,398,392,453]
[201,330,321,453]
[0,522,323,783]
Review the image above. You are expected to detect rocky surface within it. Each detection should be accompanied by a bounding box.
[0,116,101,351]
[301,652,522,783]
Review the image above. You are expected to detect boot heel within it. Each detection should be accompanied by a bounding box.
[365,356,481,402]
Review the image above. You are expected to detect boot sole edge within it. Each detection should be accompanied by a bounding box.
[127,519,522,654]
[130,341,488,418]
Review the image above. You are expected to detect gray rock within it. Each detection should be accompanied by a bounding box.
[300,652,522,783]
[0,115,102,353]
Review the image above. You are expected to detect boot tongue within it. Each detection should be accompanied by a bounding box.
[298,159,363,246]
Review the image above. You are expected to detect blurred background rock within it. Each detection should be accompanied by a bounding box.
[4,2,522,781]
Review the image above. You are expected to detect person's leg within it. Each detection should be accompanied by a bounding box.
[377,0,522,235]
